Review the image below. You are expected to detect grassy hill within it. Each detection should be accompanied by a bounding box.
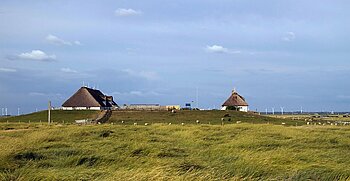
[0,123,350,180]
[0,110,99,123]
[0,110,304,126]
[110,110,305,126]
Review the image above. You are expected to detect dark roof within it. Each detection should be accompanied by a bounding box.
[222,90,248,106]
[62,87,118,107]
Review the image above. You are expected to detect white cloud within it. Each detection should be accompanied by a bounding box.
[115,8,142,17]
[46,34,81,46]
[282,32,296,41]
[18,50,56,61]
[122,69,159,80]
[60,68,78,73]
[206,45,229,53]
[206,45,241,54]
[74,41,82,45]
[0,68,17,72]
[46,34,71,45]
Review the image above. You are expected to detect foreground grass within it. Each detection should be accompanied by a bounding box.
[1,123,350,180]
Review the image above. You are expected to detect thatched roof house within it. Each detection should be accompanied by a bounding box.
[221,89,248,112]
[62,87,118,110]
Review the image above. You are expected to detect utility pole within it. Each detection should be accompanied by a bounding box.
[48,101,51,124]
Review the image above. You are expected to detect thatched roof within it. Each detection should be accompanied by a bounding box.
[62,87,118,108]
[222,90,248,106]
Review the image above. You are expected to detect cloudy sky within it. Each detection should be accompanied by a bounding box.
[1,0,350,114]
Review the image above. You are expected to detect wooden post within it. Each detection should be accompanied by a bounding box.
[48,101,51,124]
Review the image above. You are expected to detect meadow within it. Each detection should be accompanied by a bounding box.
[1,111,350,180]
[0,110,99,124]
[267,114,350,124]
[0,110,305,126]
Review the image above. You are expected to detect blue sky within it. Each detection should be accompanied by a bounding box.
[1,0,350,114]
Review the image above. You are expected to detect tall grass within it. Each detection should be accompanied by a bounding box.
[1,123,350,180]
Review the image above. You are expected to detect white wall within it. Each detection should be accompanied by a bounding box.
[62,107,73,110]
[89,107,101,110]
[62,107,101,110]
[221,106,248,112]
[238,106,248,112]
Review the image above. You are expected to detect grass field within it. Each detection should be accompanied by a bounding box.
[267,114,350,124]
[1,110,350,180]
[109,110,305,125]
[1,123,350,180]
[0,110,306,126]
[0,110,99,124]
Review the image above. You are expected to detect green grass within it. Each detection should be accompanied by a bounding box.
[1,122,350,180]
[0,110,99,124]
[268,114,350,123]
[0,110,349,180]
[109,110,305,126]
[1,110,306,126]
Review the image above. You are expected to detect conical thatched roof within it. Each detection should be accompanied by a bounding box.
[62,87,118,108]
[222,90,248,106]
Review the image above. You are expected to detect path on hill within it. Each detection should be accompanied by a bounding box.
[94,110,112,124]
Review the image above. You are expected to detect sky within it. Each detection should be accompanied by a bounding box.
[1,0,350,114]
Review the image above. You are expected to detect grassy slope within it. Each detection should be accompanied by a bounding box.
[0,110,99,123]
[1,124,350,180]
[0,110,305,126]
[110,110,305,126]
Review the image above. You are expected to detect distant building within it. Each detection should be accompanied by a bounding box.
[221,89,248,112]
[125,104,161,110]
[123,104,180,111]
[62,86,119,110]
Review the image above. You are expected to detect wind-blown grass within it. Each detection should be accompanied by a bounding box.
[1,123,350,180]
